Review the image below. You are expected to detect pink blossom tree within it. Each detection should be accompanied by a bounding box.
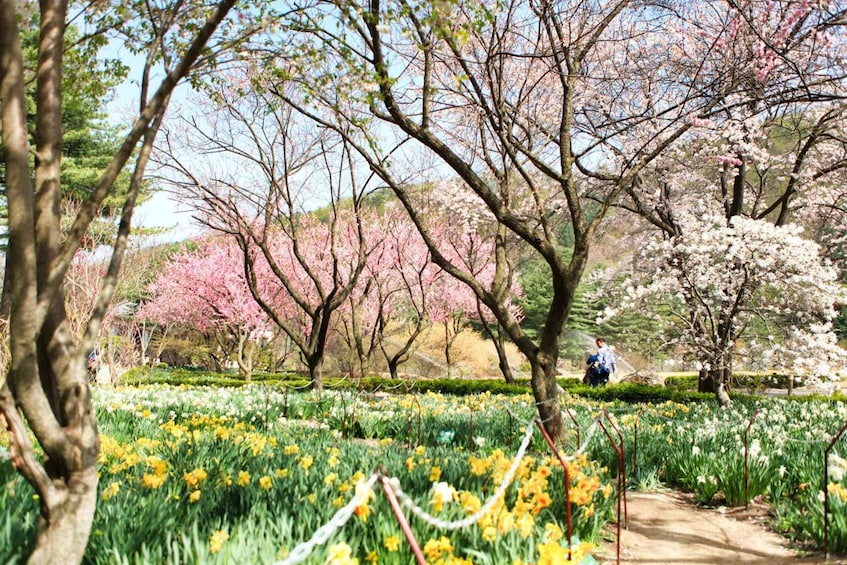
[154,74,377,388]
[140,236,272,380]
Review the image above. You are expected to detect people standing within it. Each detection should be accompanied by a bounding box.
[585,337,617,386]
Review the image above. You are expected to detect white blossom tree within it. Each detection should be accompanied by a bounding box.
[603,215,846,400]
[605,0,847,398]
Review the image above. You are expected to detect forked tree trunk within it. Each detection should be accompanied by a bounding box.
[486,322,515,384]
[307,356,323,390]
[698,367,733,407]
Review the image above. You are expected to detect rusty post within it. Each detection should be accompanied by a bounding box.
[824,419,847,559]
[378,474,427,564]
[535,419,574,561]
[563,407,582,449]
[601,411,628,527]
[597,417,623,565]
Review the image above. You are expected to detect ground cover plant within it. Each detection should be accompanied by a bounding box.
[0,386,616,564]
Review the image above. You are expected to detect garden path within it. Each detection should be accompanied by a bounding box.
[595,490,837,564]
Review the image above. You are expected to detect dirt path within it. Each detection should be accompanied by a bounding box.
[595,490,837,564]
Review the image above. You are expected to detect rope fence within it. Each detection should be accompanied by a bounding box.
[274,413,621,565]
[256,387,846,564]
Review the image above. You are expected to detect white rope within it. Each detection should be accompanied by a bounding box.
[561,416,602,462]
[274,473,379,565]
[274,414,604,562]
[387,421,536,530]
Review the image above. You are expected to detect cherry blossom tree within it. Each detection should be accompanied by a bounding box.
[139,236,272,380]
[376,206,490,379]
[154,74,379,388]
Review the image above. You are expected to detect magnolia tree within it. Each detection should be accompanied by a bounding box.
[608,1,847,397]
[140,237,273,380]
[259,0,786,441]
[602,215,847,399]
[0,0,262,560]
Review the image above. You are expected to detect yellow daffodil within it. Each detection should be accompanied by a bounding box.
[209,530,229,554]
[384,535,401,552]
[299,456,314,471]
[101,481,121,500]
[422,536,452,561]
[325,542,358,565]
[544,522,563,543]
[184,468,208,489]
[537,541,569,565]
[141,473,166,489]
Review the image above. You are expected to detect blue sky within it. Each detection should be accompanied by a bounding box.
[135,191,203,243]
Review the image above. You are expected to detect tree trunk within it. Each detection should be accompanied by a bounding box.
[698,367,732,407]
[443,320,452,377]
[236,329,254,382]
[698,368,717,393]
[528,355,565,444]
[28,467,98,565]
[490,323,515,384]
[387,357,400,380]
[308,356,323,390]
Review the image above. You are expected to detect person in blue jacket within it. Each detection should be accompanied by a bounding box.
[585,337,617,386]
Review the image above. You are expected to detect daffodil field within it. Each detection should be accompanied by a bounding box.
[0,386,613,565]
[1,385,847,563]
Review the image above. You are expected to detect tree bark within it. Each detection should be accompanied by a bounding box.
[236,328,254,382]
[528,354,564,443]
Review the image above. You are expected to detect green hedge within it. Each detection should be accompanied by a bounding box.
[118,368,719,405]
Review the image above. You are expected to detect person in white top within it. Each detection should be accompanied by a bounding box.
[594,337,617,383]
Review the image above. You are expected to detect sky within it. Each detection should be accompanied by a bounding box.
[104,52,203,244]
[135,192,203,244]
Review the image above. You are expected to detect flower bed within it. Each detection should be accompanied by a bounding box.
[0,385,615,564]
